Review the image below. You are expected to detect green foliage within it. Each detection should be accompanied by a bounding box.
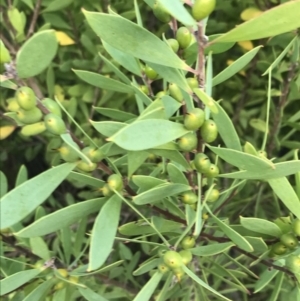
[1,0,300,300]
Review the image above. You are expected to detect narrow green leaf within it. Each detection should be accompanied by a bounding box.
[190,242,235,256]
[16,30,58,78]
[244,237,268,253]
[88,195,122,271]
[0,75,18,90]
[15,165,28,186]
[268,177,300,220]
[254,267,279,293]
[0,163,76,229]
[67,172,105,188]
[213,1,300,43]
[94,107,136,122]
[150,149,190,169]
[78,286,109,301]
[132,175,167,192]
[90,120,126,137]
[249,118,267,132]
[240,217,282,237]
[73,70,133,93]
[204,34,235,54]
[269,272,284,301]
[83,11,190,70]
[167,163,189,185]
[30,237,51,259]
[207,145,274,171]
[23,279,55,301]
[43,0,72,12]
[133,271,163,301]
[0,171,8,198]
[193,88,218,113]
[133,258,160,276]
[133,183,190,205]
[0,269,41,296]
[128,151,149,177]
[16,198,104,237]
[108,119,189,151]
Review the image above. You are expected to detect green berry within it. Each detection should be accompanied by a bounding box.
[7,98,20,112]
[184,108,205,131]
[41,98,62,117]
[280,233,298,249]
[204,164,219,178]
[82,146,105,163]
[59,143,80,162]
[179,250,193,265]
[169,83,183,103]
[186,78,198,90]
[21,122,46,136]
[176,27,192,49]
[172,267,185,281]
[44,113,66,135]
[167,38,179,53]
[192,0,216,21]
[194,153,211,173]
[16,107,42,124]
[15,87,36,110]
[158,262,170,274]
[270,242,288,256]
[180,191,198,205]
[181,236,196,249]
[107,174,123,191]
[102,184,113,197]
[77,161,97,172]
[144,65,158,80]
[163,251,183,269]
[293,219,300,236]
[205,188,220,202]
[139,85,149,95]
[178,132,197,152]
[153,1,171,23]
[286,255,300,273]
[200,119,218,143]
[156,90,167,98]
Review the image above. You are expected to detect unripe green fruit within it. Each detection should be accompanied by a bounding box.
[139,85,149,95]
[180,191,198,205]
[280,233,298,249]
[144,65,158,80]
[181,236,196,249]
[107,174,123,191]
[178,132,197,152]
[41,98,62,117]
[205,188,220,202]
[7,98,20,112]
[270,242,288,256]
[184,108,205,131]
[102,184,113,197]
[59,143,80,162]
[186,78,198,90]
[172,267,185,281]
[44,113,66,135]
[258,150,267,159]
[16,107,42,124]
[192,0,216,21]
[82,147,105,163]
[169,83,183,103]
[179,250,193,265]
[158,262,170,274]
[157,247,168,257]
[77,161,97,172]
[21,122,46,136]
[176,27,192,49]
[163,251,183,269]
[156,90,167,98]
[293,219,300,236]
[167,38,179,53]
[15,87,36,110]
[194,153,211,173]
[285,254,300,273]
[204,164,219,178]
[153,1,171,23]
[200,119,218,143]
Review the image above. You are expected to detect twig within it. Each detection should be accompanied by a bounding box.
[196,22,205,90]
[26,0,42,38]
[0,32,16,55]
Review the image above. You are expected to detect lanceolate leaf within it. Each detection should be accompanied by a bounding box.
[23,279,55,301]
[0,163,76,229]
[190,242,235,256]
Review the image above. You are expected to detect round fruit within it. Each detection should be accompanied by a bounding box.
[107,174,123,191]
[179,250,193,265]
[180,191,198,205]
[200,119,218,143]
[15,87,36,110]
[181,236,196,249]
[139,85,149,95]
[194,153,211,173]
[57,269,68,278]
[176,27,192,49]
[285,254,300,273]
[102,184,113,197]
[292,219,300,236]
[156,91,167,98]
[184,108,205,131]
[158,262,170,274]
[172,267,185,281]
[153,1,171,23]
[280,233,298,249]
[82,146,105,163]
[186,77,198,90]
[192,0,216,21]
[163,251,183,269]
[169,83,183,103]
[204,164,219,178]
[167,38,179,53]
[270,242,288,256]
[144,65,158,80]
[59,143,80,162]
[44,113,66,135]
[41,98,62,117]
[205,188,220,202]
[16,107,42,124]
[69,276,79,284]
[258,150,267,158]
[178,132,197,152]
[21,122,46,136]
[157,247,168,257]
[77,161,97,172]
[7,98,20,112]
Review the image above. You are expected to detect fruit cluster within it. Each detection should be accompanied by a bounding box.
[102,174,123,197]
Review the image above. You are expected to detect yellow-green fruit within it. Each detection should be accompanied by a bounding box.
[41,98,62,117]
[44,113,66,135]
[156,90,167,98]
[280,233,298,249]
[179,250,193,265]
[59,143,80,162]
[178,132,197,152]
[107,174,123,191]
[144,65,158,80]
[286,255,300,273]
[270,242,288,256]
[15,87,36,110]
[167,38,179,53]
[7,98,20,112]
[200,119,218,143]
[293,219,300,236]
[181,236,196,249]
[192,0,216,21]
[204,164,219,178]
[169,83,183,103]
[139,85,149,95]
[194,153,211,173]
[102,184,113,197]
[69,276,79,284]
[205,188,220,202]
[258,150,267,159]
[157,247,168,257]
[16,107,42,124]
[172,267,185,281]
[184,108,205,131]
[176,27,192,49]
[82,146,105,163]
[153,1,171,23]
[163,251,183,269]
[158,262,170,274]
[180,191,198,205]
[77,161,97,172]
[186,77,198,90]
[21,122,46,136]
[0,40,12,63]
[57,269,68,278]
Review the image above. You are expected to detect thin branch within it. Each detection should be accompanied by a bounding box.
[26,0,42,39]
[0,32,16,55]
